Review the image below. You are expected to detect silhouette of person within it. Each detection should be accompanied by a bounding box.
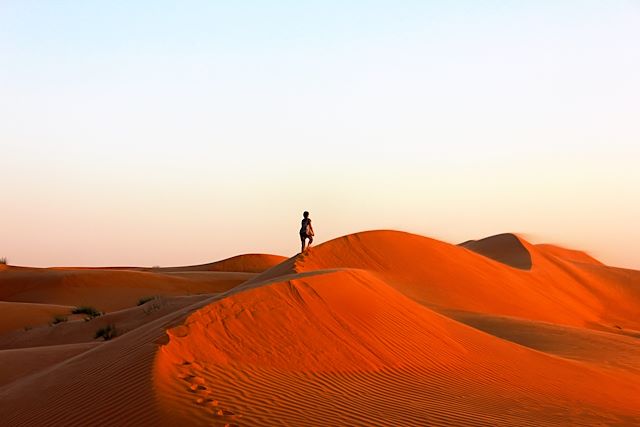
[300,211,314,253]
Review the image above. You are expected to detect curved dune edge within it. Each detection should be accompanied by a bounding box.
[155,267,640,426]
[288,230,640,331]
[155,230,640,426]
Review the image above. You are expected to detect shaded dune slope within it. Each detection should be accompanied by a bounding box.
[286,231,640,331]
[460,233,532,270]
[0,301,74,334]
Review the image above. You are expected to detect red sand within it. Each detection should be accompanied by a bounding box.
[1,233,639,426]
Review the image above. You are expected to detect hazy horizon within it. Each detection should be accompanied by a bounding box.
[2,1,639,269]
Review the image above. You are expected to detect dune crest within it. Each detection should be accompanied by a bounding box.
[151,253,287,273]
[535,243,604,265]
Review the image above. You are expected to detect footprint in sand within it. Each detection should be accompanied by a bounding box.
[169,325,190,338]
[188,383,207,392]
[174,365,240,422]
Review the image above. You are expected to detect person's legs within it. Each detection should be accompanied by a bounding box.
[307,235,313,248]
[300,234,306,253]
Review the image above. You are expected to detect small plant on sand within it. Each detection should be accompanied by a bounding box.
[137,296,158,306]
[95,324,118,341]
[142,296,164,315]
[51,315,68,325]
[0,257,7,265]
[72,306,101,320]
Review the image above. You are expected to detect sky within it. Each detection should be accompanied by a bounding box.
[1,1,639,269]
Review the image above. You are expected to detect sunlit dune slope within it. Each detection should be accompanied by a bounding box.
[276,230,640,331]
[151,254,287,273]
[156,266,640,426]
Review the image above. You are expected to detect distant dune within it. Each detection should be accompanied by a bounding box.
[1,232,638,426]
[459,233,532,269]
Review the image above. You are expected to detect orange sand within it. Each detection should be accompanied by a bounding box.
[0,233,638,426]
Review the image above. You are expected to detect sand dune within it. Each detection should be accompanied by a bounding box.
[1,231,639,426]
[460,233,532,269]
[0,267,253,312]
[0,342,99,387]
[155,267,640,426]
[284,231,640,330]
[52,253,287,274]
[535,243,604,265]
[0,301,74,334]
[150,253,287,273]
[441,308,640,374]
[0,296,214,427]
[0,295,209,350]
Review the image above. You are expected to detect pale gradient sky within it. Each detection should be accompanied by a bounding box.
[1,1,639,269]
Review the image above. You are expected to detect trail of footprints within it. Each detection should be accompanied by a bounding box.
[177,360,242,427]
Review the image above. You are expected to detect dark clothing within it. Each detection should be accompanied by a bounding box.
[300,231,313,244]
[300,217,313,252]
[300,218,312,236]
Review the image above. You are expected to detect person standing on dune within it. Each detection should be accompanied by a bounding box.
[300,211,314,253]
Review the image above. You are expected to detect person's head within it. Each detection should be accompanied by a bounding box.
[303,211,309,218]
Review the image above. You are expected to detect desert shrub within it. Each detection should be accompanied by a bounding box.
[142,296,165,315]
[51,315,68,325]
[137,296,158,306]
[0,257,7,265]
[72,306,101,320]
[151,265,161,269]
[95,324,118,341]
